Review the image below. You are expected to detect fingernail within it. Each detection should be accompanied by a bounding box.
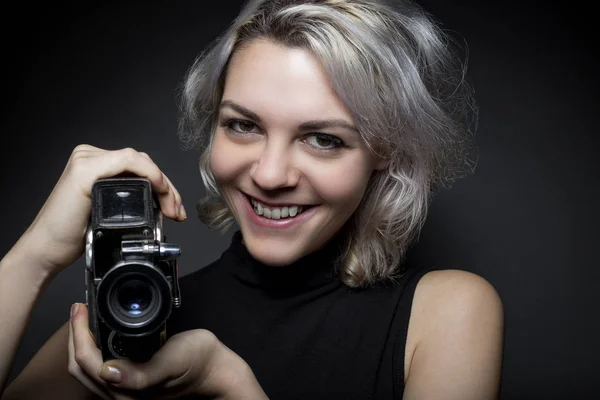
[70,303,79,318]
[162,173,169,192]
[99,365,122,383]
[180,204,187,219]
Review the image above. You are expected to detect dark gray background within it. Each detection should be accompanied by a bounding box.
[2,1,597,399]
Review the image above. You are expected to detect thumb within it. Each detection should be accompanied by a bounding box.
[98,340,193,390]
[98,330,221,392]
[98,359,150,390]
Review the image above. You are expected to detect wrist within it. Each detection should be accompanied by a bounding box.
[1,232,56,287]
[198,341,268,400]
[219,358,268,400]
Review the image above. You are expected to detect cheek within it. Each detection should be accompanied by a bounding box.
[210,131,245,184]
[307,158,373,209]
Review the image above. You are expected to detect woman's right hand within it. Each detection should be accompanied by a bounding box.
[17,144,187,278]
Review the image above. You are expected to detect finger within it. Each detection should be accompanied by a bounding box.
[40,145,106,207]
[71,305,136,400]
[98,344,185,391]
[71,304,150,400]
[138,152,185,221]
[71,144,104,156]
[99,330,217,393]
[93,148,170,194]
[71,303,108,383]
[68,304,113,400]
[162,173,187,221]
[71,147,179,222]
[100,149,188,221]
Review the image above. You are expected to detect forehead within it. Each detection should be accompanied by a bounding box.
[222,39,353,123]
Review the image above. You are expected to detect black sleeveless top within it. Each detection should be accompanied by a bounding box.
[167,231,433,399]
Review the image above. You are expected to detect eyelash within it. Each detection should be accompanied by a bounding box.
[219,118,346,153]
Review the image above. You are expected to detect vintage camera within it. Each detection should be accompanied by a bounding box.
[85,177,182,362]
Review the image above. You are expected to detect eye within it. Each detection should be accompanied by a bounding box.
[220,118,259,134]
[304,133,345,151]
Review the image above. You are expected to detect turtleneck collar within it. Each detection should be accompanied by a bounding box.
[223,230,347,296]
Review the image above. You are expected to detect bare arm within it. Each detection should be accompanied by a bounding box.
[2,321,96,400]
[0,145,184,399]
[0,236,95,399]
[0,235,51,394]
[403,270,504,400]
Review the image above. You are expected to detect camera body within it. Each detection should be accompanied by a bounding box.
[85,177,182,362]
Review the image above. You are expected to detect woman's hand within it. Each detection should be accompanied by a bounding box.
[18,145,186,277]
[68,304,268,399]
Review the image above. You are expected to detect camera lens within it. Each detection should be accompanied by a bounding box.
[117,279,152,316]
[107,273,162,328]
[96,261,173,336]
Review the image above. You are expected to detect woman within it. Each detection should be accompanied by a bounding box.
[0,0,503,399]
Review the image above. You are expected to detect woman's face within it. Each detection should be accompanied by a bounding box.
[211,39,386,266]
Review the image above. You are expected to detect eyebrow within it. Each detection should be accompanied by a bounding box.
[298,119,358,132]
[219,100,358,132]
[220,100,262,123]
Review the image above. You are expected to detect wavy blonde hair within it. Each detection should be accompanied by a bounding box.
[178,0,478,287]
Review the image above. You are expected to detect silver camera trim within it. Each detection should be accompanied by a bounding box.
[85,225,93,269]
[98,260,168,330]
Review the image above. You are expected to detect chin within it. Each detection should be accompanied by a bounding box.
[241,234,308,266]
[248,245,305,267]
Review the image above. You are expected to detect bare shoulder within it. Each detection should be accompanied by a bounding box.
[417,269,503,314]
[403,269,504,400]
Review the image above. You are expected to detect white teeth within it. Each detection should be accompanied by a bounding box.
[263,207,272,218]
[250,197,306,220]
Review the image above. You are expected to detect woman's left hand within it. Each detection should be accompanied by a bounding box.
[67,303,268,399]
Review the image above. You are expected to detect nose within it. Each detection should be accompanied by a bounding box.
[249,140,300,191]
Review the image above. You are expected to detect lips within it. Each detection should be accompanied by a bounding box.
[243,192,312,209]
[239,191,318,229]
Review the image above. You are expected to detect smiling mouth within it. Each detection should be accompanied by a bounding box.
[244,194,314,220]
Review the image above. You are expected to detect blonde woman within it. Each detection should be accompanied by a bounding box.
[1,1,503,399]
